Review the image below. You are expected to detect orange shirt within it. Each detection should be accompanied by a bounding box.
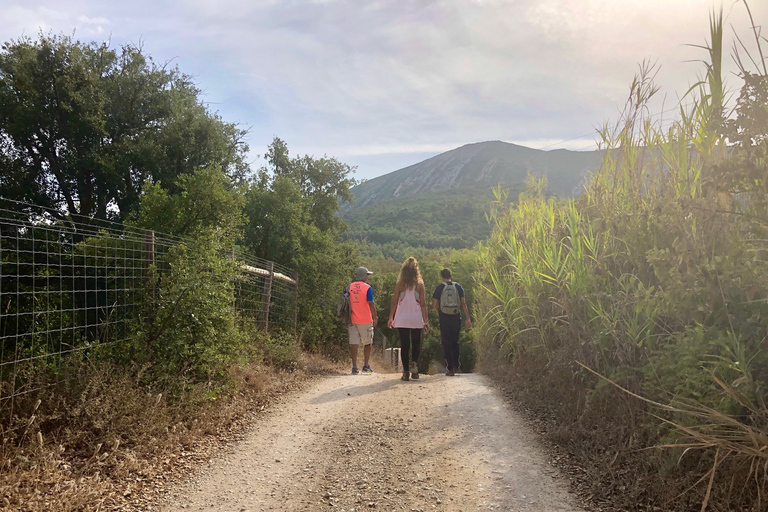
[348,281,373,324]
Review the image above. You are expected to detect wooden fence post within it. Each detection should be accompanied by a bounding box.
[144,231,156,320]
[262,261,274,330]
[144,231,155,271]
[292,271,299,332]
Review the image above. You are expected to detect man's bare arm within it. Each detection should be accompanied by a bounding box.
[460,297,471,328]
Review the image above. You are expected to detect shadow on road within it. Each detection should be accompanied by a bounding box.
[308,373,452,405]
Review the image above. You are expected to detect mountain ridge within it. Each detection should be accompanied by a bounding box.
[349,140,602,210]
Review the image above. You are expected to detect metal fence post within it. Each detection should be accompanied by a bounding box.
[262,261,274,330]
[292,270,299,332]
[231,246,237,327]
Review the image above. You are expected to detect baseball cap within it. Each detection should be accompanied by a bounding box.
[354,267,373,280]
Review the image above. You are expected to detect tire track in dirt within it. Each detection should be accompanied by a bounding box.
[160,372,583,511]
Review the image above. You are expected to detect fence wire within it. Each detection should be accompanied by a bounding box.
[0,198,298,408]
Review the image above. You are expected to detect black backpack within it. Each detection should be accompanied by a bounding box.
[337,287,351,325]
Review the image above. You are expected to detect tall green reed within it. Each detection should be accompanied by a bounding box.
[475,6,768,508]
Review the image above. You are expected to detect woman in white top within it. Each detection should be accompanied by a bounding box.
[387,257,429,381]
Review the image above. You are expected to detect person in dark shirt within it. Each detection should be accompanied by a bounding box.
[432,268,471,376]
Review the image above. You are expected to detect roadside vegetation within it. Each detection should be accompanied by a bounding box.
[473,10,768,511]
[344,187,500,259]
[0,34,356,511]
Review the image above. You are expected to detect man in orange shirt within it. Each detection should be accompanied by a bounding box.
[347,267,377,374]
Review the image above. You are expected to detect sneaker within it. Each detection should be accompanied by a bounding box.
[401,370,410,381]
[361,365,374,374]
[445,369,455,376]
[351,367,359,375]
[410,361,419,380]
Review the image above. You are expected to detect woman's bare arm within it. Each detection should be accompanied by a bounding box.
[419,282,429,331]
[388,281,401,328]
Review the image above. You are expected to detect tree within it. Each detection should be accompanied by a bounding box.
[134,166,244,239]
[0,33,248,221]
[130,166,246,383]
[262,137,355,230]
[244,138,359,349]
[246,137,357,265]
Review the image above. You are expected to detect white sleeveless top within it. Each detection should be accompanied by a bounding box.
[393,287,424,329]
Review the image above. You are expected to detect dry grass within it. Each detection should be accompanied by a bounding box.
[0,353,343,512]
[478,344,767,512]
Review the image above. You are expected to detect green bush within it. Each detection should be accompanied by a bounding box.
[261,330,300,370]
[140,234,246,387]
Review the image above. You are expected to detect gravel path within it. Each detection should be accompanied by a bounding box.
[161,371,583,512]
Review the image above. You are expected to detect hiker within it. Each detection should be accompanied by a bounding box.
[347,266,377,374]
[432,268,471,376]
[387,257,429,381]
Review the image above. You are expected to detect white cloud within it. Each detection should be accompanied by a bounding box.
[0,3,109,38]
[1,0,766,179]
[76,15,109,34]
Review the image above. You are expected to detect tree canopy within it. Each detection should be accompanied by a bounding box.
[245,137,360,348]
[0,33,248,220]
[246,137,356,266]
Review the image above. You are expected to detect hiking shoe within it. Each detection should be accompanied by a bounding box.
[445,369,455,376]
[401,370,410,381]
[361,365,374,374]
[409,361,419,380]
[351,367,359,375]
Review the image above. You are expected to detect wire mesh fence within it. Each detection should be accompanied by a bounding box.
[235,247,298,332]
[0,198,298,408]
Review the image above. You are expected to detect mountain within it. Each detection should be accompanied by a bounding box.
[343,141,603,259]
[349,140,602,210]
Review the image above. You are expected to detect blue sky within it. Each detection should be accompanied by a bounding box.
[1,1,765,180]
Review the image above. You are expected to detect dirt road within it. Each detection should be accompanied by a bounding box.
[161,370,583,512]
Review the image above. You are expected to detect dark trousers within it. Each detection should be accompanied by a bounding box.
[439,314,461,371]
[398,328,422,370]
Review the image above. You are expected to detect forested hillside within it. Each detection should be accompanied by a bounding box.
[343,141,601,258]
[344,187,499,259]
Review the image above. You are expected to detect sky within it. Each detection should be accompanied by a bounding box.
[1,0,766,180]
